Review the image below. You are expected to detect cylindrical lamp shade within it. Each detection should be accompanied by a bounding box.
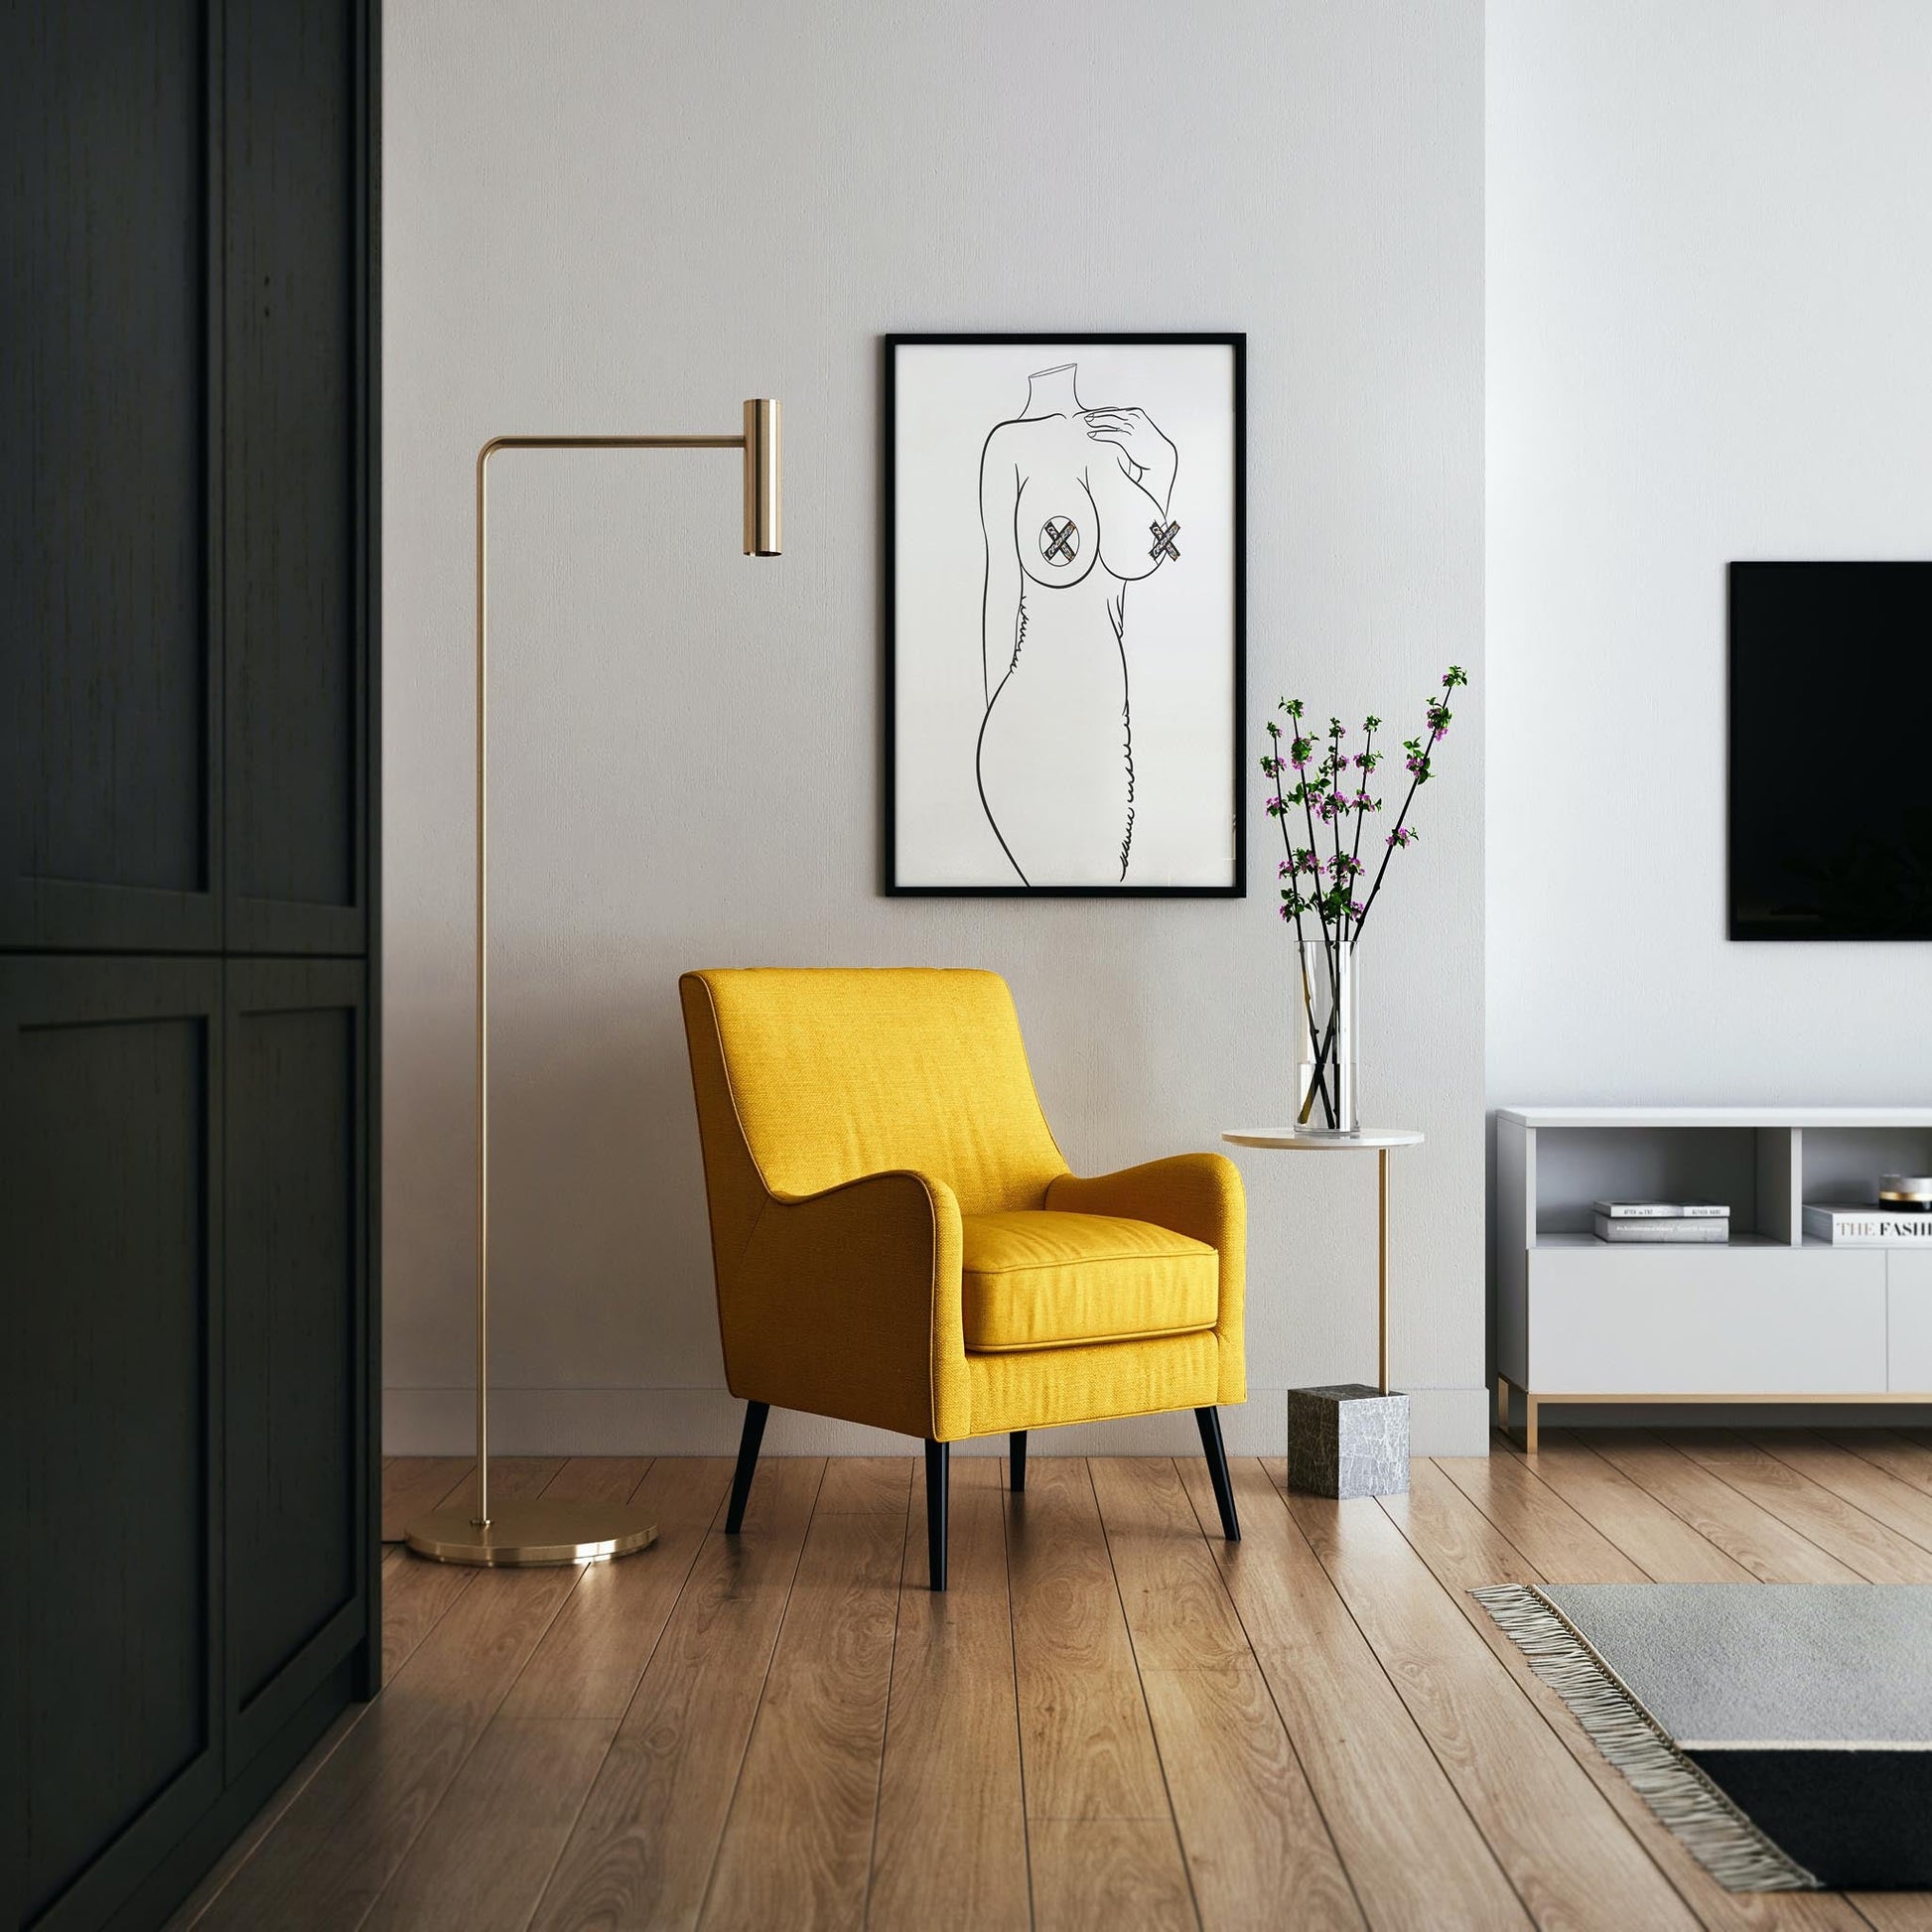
[743,398,781,556]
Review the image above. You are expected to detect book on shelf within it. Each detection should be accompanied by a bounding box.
[1591,1212,1729,1244]
[1803,1204,1932,1246]
[1591,1199,1730,1219]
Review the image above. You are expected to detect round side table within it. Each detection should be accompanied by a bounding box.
[1222,1128,1425,1497]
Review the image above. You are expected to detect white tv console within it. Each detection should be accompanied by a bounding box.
[1495,1106,1932,1451]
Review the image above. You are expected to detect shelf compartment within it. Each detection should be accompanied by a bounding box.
[1800,1125,1932,1209]
[1527,1124,1795,1243]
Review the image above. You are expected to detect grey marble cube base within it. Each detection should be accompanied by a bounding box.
[1287,1383,1411,1498]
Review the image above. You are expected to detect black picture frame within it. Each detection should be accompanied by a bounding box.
[884,332,1247,897]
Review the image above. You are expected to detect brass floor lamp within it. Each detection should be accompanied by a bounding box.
[406,400,782,1566]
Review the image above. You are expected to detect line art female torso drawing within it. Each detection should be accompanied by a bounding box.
[975,362,1178,885]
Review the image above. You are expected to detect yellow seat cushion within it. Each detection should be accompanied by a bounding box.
[961,1210,1220,1353]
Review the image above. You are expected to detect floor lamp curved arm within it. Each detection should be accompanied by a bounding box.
[406,400,783,1567]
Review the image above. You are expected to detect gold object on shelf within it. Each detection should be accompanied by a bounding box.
[404,402,784,1569]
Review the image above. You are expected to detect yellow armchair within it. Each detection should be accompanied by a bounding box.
[679,966,1245,1587]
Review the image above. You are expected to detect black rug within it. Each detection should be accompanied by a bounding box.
[1475,1584,1932,1890]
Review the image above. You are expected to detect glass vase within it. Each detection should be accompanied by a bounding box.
[1294,936,1358,1136]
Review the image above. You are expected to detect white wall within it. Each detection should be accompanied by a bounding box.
[1488,1,1932,1110]
[382,0,1487,1458]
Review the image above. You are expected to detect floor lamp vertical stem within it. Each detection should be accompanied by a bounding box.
[474,447,490,1528]
[406,414,775,1565]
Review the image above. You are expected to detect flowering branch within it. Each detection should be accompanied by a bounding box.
[1349,668,1464,945]
[1265,667,1467,1127]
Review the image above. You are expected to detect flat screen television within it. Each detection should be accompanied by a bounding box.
[1729,561,1932,939]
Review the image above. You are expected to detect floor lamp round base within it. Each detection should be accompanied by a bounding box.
[403,1498,658,1567]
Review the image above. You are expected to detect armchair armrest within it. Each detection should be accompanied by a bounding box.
[1046,1152,1243,1252]
[1045,1153,1246,1404]
[723,1168,969,1442]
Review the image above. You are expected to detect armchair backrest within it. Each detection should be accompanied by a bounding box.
[679,967,1068,1221]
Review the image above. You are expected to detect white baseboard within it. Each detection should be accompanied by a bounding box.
[1402,1386,1492,1455]
[383,1383,1492,1459]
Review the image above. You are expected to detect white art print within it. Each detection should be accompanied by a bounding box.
[887,335,1245,895]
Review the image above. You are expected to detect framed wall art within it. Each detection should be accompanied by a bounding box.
[885,333,1246,896]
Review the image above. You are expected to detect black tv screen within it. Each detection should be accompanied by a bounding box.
[1729,561,1932,939]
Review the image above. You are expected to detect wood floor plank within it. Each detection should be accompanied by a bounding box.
[1008,1459,1195,1930]
[1489,1429,1756,1582]
[868,1458,1030,1932]
[376,1455,583,1686]
[1274,1464,1703,1932]
[1385,1461,1873,1932]
[1579,1432,1864,1583]
[1748,1433,1932,1556]
[1005,1456,1175,1822]
[547,1455,654,1504]
[698,1460,909,1929]
[1091,1458,1360,1929]
[196,1456,581,1928]
[380,1455,474,1541]
[1028,1819,1197,1932]
[810,1453,915,1513]
[525,1457,825,1932]
[1434,1451,1650,1584]
[479,1456,570,1502]
[164,1708,366,1930]
[1821,1428,1932,1500]
[1176,1457,1528,1931]
[1087,1456,1254,1672]
[1663,1432,1932,1583]
[360,1458,729,1932]
[1379,1460,1538,1590]
[226,1443,1932,1930]
[1140,1663,1360,1930]
[197,1574,584,1927]
[1851,1897,1932,1931]
[379,1541,477,1685]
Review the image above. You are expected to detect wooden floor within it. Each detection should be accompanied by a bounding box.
[169,1430,1932,1932]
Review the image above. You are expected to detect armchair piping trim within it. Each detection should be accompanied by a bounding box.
[966,1319,1217,1354]
[966,1247,1214,1275]
[944,1387,1219,1438]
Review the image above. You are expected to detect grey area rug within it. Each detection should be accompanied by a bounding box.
[1475,1584,1932,1891]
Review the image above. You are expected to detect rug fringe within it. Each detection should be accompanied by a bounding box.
[1472,1584,1821,1892]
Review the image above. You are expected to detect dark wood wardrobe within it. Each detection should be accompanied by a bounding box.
[1,4,380,1927]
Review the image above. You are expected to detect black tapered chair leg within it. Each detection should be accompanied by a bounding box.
[725,1400,769,1534]
[1195,1406,1240,1542]
[1009,1430,1028,1493]
[925,1440,950,1590]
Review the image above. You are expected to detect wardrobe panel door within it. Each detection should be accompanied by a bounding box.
[0,960,222,1932]
[0,2,220,952]
[222,0,367,955]
[223,960,369,1764]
